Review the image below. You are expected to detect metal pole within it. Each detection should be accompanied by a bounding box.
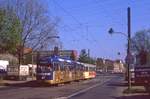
[127,7,131,90]
[32,51,34,80]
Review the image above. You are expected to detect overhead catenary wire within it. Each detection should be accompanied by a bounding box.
[48,0,83,44]
[51,0,125,33]
[52,0,83,26]
[51,0,90,45]
[49,0,133,50]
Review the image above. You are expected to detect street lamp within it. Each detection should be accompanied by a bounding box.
[108,7,132,90]
[108,28,128,37]
[108,27,132,90]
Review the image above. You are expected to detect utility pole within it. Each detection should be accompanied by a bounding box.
[127,7,131,90]
[108,7,132,90]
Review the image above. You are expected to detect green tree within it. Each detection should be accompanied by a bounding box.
[96,58,105,69]
[3,0,60,50]
[87,57,96,64]
[0,9,21,54]
[2,0,61,64]
[78,49,96,64]
[78,49,88,63]
[131,29,150,54]
[70,50,77,61]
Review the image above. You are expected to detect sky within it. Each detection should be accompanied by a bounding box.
[46,0,150,60]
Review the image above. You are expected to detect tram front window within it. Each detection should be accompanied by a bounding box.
[37,64,52,73]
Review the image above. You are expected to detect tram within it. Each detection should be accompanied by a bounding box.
[81,63,96,79]
[36,55,96,84]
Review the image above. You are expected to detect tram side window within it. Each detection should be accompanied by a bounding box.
[90,67,93,71]
[69,64,74,71]
[53,63,59,71]
[91,67,94,71]
[67,66,70,71]
[82,66,85,71]
[77,65,80,70]
[64,65,68,71]
[73,65,75,71]
[78,65,81,71]
[69,66,72,71]
[82,67,85,71]
[86,67,88,71]
[78,65,80,71]
[69,65,74,71]
[37,66,41,72]
[63,62,70,71]
[90,67,92,71]
[89,67,91,71]
[60,63,65,71]
[81,66,84,71]
[65,62,69,71]
[66,64,71,71]
[60,63,62,71]
[75,65,78,71]
[77,65,81,71]
[63,63,66,71]
[84,67,86,71]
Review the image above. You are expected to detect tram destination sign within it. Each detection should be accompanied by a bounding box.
[135,66,150,84]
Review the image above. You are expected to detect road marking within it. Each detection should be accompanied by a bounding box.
[54,97,67,99]
[55,77,114,99]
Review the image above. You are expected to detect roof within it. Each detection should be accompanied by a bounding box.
[39,55,74,64]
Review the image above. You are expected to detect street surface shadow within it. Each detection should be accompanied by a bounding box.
[107,82,126,87]
[106,78,128,87]
[107,81,144,87]
[114,94,150,99]
[108,82,148,94]
[4,81,59,87]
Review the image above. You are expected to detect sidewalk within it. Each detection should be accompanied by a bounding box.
[0,80,26,87]
[116,80,150,99]
[0,77,36,88]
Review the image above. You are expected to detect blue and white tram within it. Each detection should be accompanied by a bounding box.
[36,55,96,84]
[37,56,74,84]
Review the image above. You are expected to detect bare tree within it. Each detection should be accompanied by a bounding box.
[2,0,61,49]
[131,29,150,54]
[2,0,61,63]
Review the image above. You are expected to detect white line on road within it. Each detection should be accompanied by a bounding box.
[55,77,114,99]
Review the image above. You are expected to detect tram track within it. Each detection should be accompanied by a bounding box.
[0,75,117,99]
[54,75,117,99]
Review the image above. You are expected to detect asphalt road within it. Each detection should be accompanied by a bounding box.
[0,74,121,99]
[69,75,123,99]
